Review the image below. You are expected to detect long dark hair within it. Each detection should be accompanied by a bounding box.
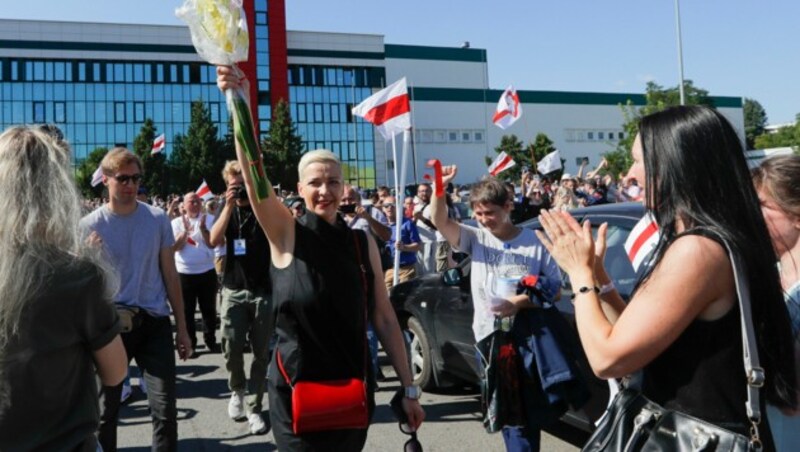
[636,105,796,408]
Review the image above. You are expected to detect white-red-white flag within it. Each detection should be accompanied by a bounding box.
[90,165,104,187]
[488,151,516,176]
[151,133,166,155]
[196,179,214,201]
[351,78,411,140]
[492,85,522,130]
[624,212,660,272]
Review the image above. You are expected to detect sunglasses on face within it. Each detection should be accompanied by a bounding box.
[112,174,143,185]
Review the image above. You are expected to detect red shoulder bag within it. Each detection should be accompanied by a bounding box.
[276,231,370,434]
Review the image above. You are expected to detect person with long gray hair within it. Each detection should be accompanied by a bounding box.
[0,126,127,450]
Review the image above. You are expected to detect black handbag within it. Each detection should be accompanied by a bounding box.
[582,237,765,452]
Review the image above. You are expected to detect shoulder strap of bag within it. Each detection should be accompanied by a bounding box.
[275,230,371,387]
[683,228,763,435]
[352,230,369,382]
[720,238,763,425]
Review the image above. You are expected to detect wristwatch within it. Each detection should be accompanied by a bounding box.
[404,385,422,400]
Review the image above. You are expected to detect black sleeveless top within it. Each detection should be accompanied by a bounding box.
[270,212,375,383]
[641,230,775,450]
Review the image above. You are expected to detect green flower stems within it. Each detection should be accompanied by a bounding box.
[226,83,271,202]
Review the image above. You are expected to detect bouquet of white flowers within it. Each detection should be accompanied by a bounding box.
[176,0,270,201]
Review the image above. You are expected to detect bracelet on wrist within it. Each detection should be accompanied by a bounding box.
[571,285,600,301]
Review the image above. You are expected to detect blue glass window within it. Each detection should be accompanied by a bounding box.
[114,102,125,123]
[54,102,66,123]
[134,102,145,123]
[54,62,65,81]
[33,101,45,123]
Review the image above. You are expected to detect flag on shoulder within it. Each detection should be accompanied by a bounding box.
[492,85,522,130]
[196,179,214,201]
[90,165,104,187]
[536,149,562,175]
[151,133,166,155]
[351,77,411,140]
[624,212,660,272]
[488,151,516,176]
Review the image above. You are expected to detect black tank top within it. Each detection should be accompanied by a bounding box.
[270,212,374,382]
[641,230,774,450]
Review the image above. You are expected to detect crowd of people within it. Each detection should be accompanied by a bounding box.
[0,67,798,452]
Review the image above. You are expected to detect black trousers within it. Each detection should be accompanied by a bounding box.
[180,269,218,348]
[98,314,177,452]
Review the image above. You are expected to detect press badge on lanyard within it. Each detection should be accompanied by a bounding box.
[234,239,247,256]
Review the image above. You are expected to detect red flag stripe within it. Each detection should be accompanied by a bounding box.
[627,221,658,262]
[361,94,410,126]
[492,109,511,123]
[490,154,514,176]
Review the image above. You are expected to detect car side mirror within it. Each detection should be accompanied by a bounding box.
[442,268,462,286]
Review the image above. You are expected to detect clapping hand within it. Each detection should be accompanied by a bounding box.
[535,209,596,278]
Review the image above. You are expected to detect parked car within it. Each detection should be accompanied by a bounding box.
[389,202,645,432]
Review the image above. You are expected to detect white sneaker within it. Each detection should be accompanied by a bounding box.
[228,391,246,420]
[248,412,267,435]
[120,383,132,404]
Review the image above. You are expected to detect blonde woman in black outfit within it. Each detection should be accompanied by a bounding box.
[537,106,796,451]
[0,126,127,450]
[217,66,424,451]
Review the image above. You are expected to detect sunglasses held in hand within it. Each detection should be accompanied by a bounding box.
[390,389,423,452]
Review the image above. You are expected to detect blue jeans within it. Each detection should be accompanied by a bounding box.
[99,313,177,452]
[475,351,541,452]
[502,426,541,452]
[367,323,379,376]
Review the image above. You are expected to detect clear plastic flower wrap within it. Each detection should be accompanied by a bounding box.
[176,0,270,201]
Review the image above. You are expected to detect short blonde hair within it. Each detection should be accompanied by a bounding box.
[221,160,242,184]
[298,149,340,180]
[101,147,142,175]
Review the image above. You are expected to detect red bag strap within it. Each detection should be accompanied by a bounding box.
[275,230,370,386]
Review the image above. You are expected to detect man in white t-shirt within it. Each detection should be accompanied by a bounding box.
[413,183,437,274]
[172,192,218,354]
[431,165,561,452]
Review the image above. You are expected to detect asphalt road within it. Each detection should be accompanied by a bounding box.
[116,344,583,451]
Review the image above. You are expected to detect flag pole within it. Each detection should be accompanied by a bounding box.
[394,129,411,287]
[391,133,402,287]
[408,80,419,184]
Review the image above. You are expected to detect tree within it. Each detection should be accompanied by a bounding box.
[132,118,169,197]
[743,98,768,150]
[484,134,523,182]
[169,100,232,195]
[75,147,109,198]
[261,99,304,190]
[754,115,800,150]
[611,80,714,177]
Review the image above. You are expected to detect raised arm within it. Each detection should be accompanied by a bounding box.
[429,164,462,248]
[216,66,294,257]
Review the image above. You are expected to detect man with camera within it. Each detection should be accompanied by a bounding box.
[208,161,273,435]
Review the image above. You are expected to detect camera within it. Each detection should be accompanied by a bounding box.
[339,203,357,214]
[234,185,248,200]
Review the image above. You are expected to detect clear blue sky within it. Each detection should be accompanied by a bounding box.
[4,0,799,124]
